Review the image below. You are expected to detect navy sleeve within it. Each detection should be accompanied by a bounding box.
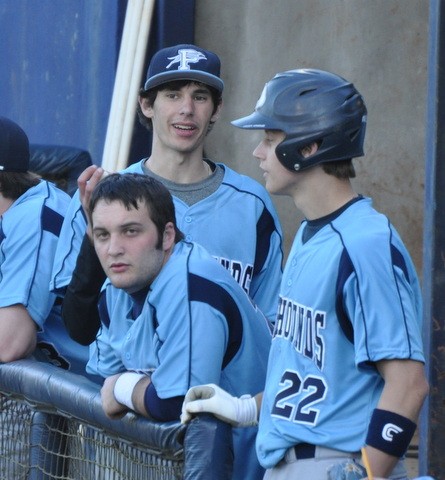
[143,382,184,422]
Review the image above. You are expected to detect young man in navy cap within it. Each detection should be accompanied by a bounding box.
[49,44,281,479]
[0,117,92,375]
[54,44,283,341]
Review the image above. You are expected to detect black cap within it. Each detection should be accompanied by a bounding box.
[143,44,224,93]
[0,117,30,172]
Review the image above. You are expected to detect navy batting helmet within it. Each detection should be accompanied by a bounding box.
[231,69,367,172]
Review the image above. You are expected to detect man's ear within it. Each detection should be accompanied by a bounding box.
[139,96,154,119]
[162,222,176,251]
[210,99,223,123]
[300,141,319,158]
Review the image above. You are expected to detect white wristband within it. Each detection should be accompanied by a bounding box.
[113,372,146,410]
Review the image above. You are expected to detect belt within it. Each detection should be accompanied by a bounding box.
[293,443,317,459]
[291,443,361,461]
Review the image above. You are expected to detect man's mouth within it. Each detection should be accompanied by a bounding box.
[109,263,128,273]
[173,124,196,131]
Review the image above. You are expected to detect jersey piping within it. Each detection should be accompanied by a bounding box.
[188,272,243,368]
[332,217,416,359]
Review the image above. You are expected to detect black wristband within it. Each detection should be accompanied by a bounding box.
[366,408,416,458]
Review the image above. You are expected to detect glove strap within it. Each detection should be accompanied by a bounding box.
[237,395,258,427]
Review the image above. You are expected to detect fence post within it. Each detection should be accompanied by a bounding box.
[29,412,68,480]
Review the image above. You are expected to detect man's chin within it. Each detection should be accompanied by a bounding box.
[108,276,132,292]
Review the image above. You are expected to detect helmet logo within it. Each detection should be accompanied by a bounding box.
[255,83,268,110]
[166,49,207,71]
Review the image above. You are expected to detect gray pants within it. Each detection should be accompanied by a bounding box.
[263,445,408,480]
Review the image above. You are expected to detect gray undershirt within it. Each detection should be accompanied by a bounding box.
[141,158,224,206]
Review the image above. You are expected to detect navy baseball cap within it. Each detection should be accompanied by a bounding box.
[143,44,224,93]
[0,116,30,172]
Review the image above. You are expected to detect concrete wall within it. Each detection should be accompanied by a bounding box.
[195,0,428,272]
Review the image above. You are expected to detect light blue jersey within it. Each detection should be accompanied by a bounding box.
[88,241,272,480]
[51,160,283,322]
[256,197,425,469]
[0,181,91,376]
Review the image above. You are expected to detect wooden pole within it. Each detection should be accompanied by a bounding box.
[116,0,155,171]
[101,0,154,171]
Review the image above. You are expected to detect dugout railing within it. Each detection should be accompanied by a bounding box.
[0,359,233,480]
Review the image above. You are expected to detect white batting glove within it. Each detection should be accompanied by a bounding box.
[180,383,258,427]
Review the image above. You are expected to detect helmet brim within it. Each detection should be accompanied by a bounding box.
[144,71,224,93]
[231,111,280,130]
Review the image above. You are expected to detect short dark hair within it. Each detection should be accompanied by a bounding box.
[322,159,356,179]
[298,140,356,179]
[137,79,222,132]
[89,173,184,246]
[0,171,40,200]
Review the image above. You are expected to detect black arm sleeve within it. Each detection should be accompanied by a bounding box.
[61,234,106,345]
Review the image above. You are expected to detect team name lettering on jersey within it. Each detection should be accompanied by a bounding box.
[274,296,326,370]
[215,257,253,295]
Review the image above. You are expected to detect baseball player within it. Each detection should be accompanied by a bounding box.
[181,69,429,480]
[0,117,93,378]
[85,172,271,480]
[52,44,283,346]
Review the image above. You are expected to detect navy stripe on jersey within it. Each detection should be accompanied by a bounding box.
[98,290,111,328]
[0,226,4,244]
[254,208,276,275]
[391,244,410,282]
[335,249,355,343]
[389,239,413,354]
[80,205,87,223]
[51,205,87,294]
[41,205,64,237]
[188,273,243,369]
[335,243,413,346]
[130,286,150,320]
[221,179,283,274]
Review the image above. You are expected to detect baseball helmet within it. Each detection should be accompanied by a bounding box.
[0,116,30,172]
[231,69,367,172]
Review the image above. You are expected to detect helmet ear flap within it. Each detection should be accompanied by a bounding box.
[275,137,309,172]
[276,135,323,172]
